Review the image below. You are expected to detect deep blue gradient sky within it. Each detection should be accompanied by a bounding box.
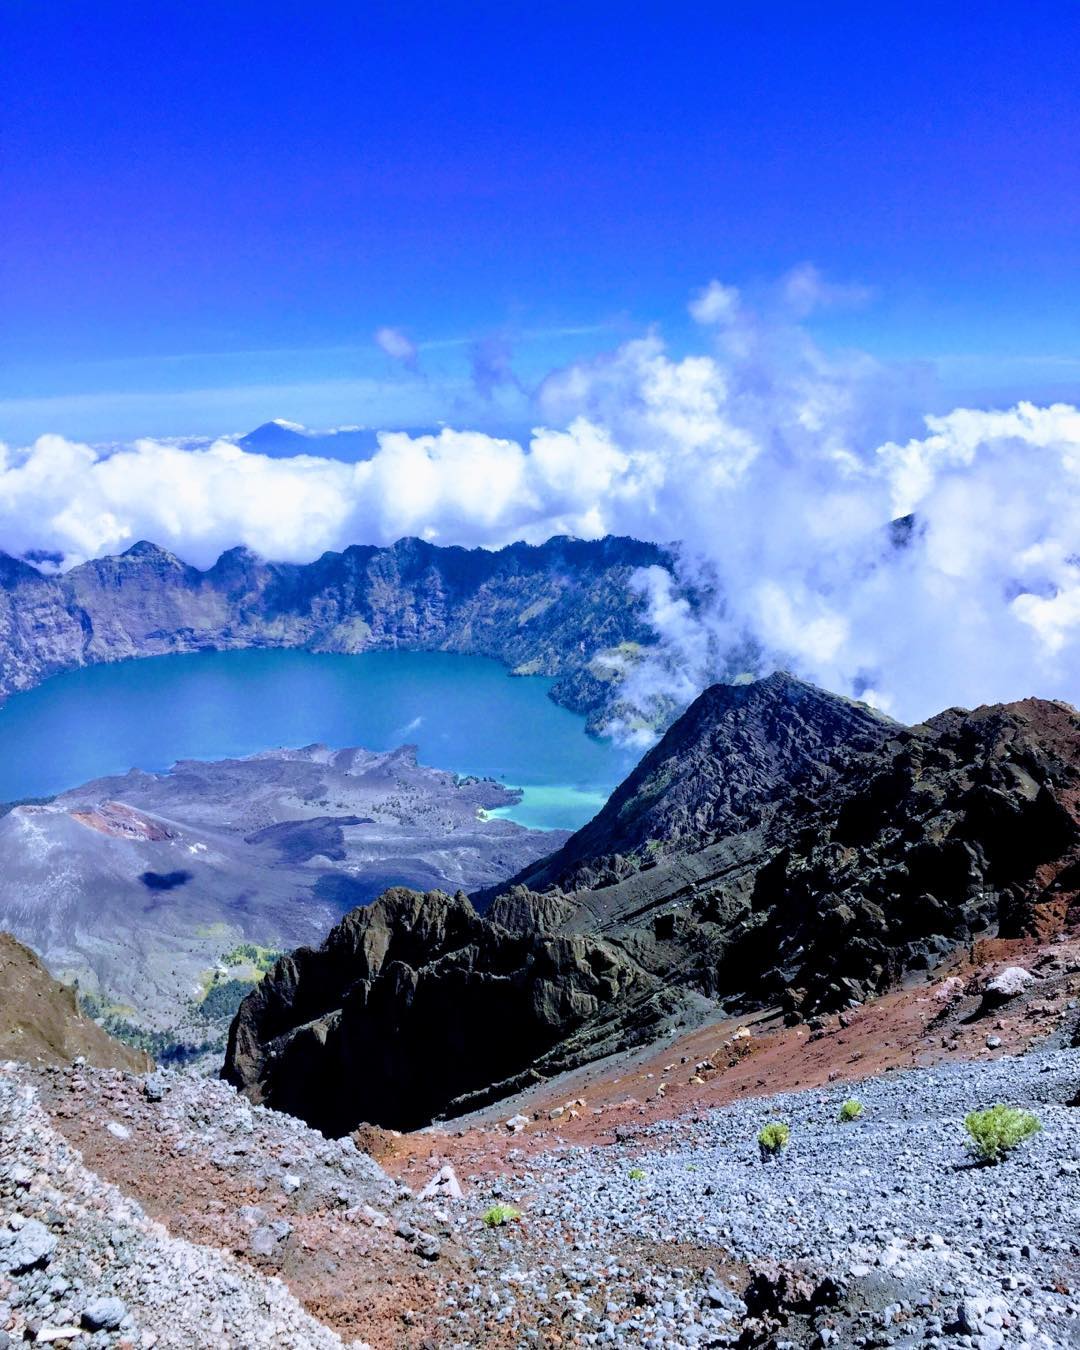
[3,1,1078,441]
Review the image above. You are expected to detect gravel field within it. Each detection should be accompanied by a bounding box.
[3,1047,1079,1347]
[442,1049,1080,1347]
[0,1066,354,1348]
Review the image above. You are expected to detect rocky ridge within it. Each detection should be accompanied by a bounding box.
[498,671,896,894]
[226,675,1080,1132]
[0,535,669,732]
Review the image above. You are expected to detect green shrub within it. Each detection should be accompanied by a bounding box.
[196,978,254,1022]
[757,1122,791,1157]
[482,1204,521,1227]
[839,1098,864,1122]
[628,1168,646,1181]
[964,1105,1041,1163]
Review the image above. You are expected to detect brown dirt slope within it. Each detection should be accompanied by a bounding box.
[0,932,150,1072]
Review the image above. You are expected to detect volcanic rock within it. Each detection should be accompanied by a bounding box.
[499,671,895,893]
[226,676,1080,1131]
[225,887,656,1133]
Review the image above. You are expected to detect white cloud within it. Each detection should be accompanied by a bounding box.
[780,262,874,317]
[688,280,741,326]
[3,276,1080,735]
[374,326,419,369]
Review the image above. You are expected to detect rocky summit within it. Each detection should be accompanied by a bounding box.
[497,670,898,893]
[226,674,1080,1132]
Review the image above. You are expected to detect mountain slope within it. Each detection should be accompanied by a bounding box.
[0,534,670,732]
[0,743,559,1053]
[498,671,895,893]
[226,676,1080,1131]
[0,933,150,1071]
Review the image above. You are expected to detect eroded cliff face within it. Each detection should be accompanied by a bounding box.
[225,676,1080,1133]
[224,888,657,1133]
[0,535,669,728]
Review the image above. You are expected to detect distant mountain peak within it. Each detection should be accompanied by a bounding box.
[119,540,184,566]
[235,420,383,463]
[236,421,311,452]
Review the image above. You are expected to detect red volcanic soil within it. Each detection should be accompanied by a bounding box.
[377,930,1080,1188]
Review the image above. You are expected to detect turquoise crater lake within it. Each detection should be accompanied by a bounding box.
[0,649,638,830]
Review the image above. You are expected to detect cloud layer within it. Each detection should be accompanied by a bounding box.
[3,278,1080,733]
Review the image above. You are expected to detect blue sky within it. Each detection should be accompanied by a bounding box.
[3,1,1078,443]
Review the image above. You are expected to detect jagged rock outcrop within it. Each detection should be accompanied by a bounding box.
[224,887,657,1133]
[226,676,1080,1132]
[720,696,1080,1016]
[0,534,669,730]
[0,933,150,1072]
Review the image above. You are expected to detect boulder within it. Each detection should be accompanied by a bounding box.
[418,1165,464,1202]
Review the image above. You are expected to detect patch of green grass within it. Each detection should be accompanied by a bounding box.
[193,922,233,940]
[77,989,137,1020]
[757,1122,791,1157]
[964,1105,1041,1163]
[839,1098,864,1122]
[482,1204,521,1228]
[628,1168,646,1181]
[192,944,282,1022]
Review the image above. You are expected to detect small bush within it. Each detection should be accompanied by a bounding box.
[757,1122,791,1158]
[628,1168,646,1181]
[839,1098,864,1122]
[482,1204,521,1227]
[964,1105,1041,1163]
